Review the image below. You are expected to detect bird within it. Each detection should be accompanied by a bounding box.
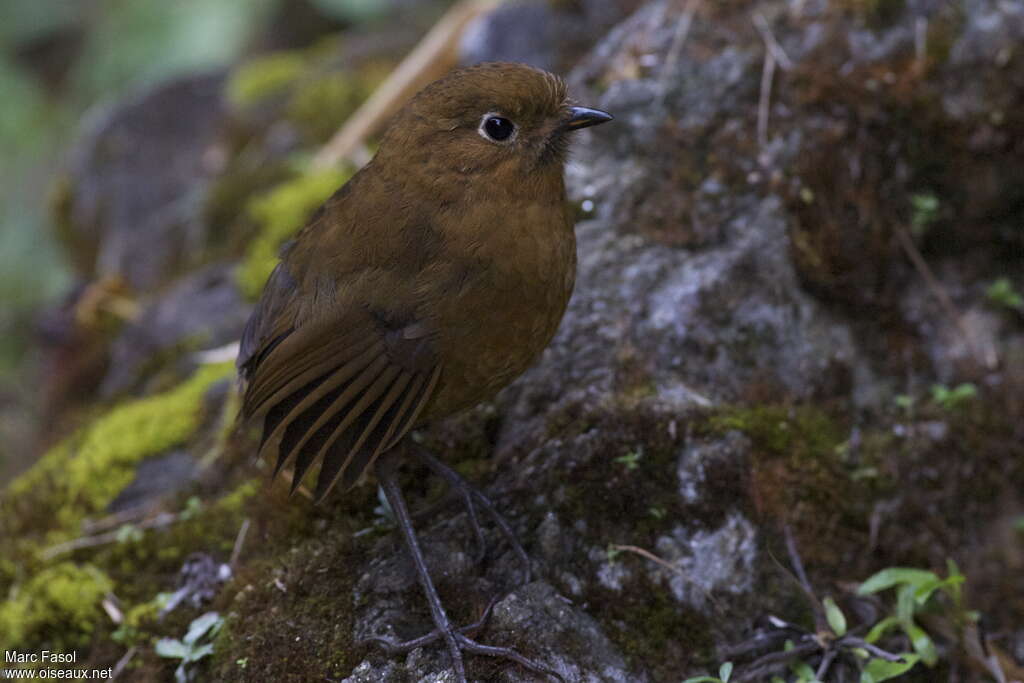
[236,61,612,681]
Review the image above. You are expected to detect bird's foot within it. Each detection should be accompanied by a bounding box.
[413,445,532,585]
[362,625,564,683]
[373,448,559,682]
[359,594,500,652]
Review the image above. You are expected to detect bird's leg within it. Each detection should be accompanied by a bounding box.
[374,449,466,680]
[368,449,563,682]
[412,445,532,586]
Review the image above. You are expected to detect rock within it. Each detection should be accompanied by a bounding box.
[99,264,251,397]
[56,72,227,292]
[459,0,637,73]
[107,449,198,513]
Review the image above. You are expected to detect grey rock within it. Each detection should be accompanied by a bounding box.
[60,72,227,291]
[107,449,197,513]
[100,264,251,397]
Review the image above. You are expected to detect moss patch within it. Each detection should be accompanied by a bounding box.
[226,52,307,108]
[0,562,114,651]
[235,169,351,299]
[3,362,235,543]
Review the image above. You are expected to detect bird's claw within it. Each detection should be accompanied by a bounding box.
[359,595,563,681]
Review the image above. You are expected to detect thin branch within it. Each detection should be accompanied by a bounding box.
[894,227,997,368]
[41,512,178,560]
[815,647,839,680]
[838,636,907,662]
[230,517,251,568]
[312,0,499,168]
[756,46,776,150]
[609,543,684,575]
[752,13,794,70]
[659,0,703,102]
[107,647,137,682]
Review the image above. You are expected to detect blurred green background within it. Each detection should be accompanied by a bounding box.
[0,0,394,479]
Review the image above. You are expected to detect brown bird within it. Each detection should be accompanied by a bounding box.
[237,62,611,681]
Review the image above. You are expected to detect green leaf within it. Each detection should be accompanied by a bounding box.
[823,596,847,636]
[985,278,1024,310]
[155,638,188,660]
[184,611,222,645]
[185,642,214,663]
[860,653,920,682]
[858,568,939,595]
[865,616,900,644]
[905,622,938,666]
[719,662,733,682]
[681,677,721,683]
[896,584,917,623]
[913,574,963,605]
[789,658,817,682]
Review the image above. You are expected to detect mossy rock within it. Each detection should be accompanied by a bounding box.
[2,362,235,551]
[0,562,114,652]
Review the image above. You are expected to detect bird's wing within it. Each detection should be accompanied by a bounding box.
[238,258,441,500]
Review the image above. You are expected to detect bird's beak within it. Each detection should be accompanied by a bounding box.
[563,106,614,131]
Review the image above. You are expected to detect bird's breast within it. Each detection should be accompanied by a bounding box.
[422,196,576,418]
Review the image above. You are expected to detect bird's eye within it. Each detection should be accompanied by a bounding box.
[481,115,516,142]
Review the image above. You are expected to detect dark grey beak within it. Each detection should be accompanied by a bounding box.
[564,106,613,130]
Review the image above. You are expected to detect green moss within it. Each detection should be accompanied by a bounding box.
[0,562,113,651]
[3,362,235,539]
[286,69,381,144]
[708,404,841,459]
[226,52,306,108]
[235,168,350,299]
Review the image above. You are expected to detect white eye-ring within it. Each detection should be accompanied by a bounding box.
[478,113,517,143]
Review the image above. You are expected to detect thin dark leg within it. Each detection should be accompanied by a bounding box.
[376,450,466,680]
[412,445,532,586]
[369,448,564,682]
[359,594,501,653]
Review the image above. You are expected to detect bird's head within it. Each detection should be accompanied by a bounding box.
[378,62,612,182]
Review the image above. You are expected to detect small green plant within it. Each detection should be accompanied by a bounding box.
[909,193,940,236]
[893,394,915,413]
[115,523,143,544]
[930,383,977,410]
[155,611,223,683]
[857,560,977,668]
[985,278,1023,311]
[614,448,643,471]
[648,506,666,520]
[683,661,733,683]
[179,496,203,521]
[605,543,622,563]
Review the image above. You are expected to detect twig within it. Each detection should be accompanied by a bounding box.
[752,13,794,70]
[81,504,155,535]
[230,518,251,568]
[779,525,828,634]
[733,638,820,682]
[815,647,839,680]
[894,227,997,368]
[312,0,499,168]
[40,512,178,560]
[752,14,793,152]
[610,543,721,607]
[609,544,684,575]
[657,0,702,108]
[756,37,777,150]
[914,17,928,67]
[837,636,906,663]
[107,646,137,682]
